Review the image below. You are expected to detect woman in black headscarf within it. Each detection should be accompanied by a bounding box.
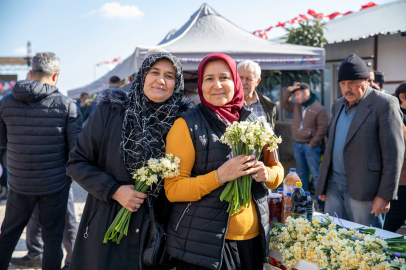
[66,52,192,270]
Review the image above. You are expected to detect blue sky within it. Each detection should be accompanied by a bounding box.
[0,0,394,96]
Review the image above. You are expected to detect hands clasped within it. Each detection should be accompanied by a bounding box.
[217,154,269,184]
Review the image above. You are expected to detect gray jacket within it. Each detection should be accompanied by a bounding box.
[316,87,404,201]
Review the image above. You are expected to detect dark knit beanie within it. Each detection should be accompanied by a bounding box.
[337,53,370,82]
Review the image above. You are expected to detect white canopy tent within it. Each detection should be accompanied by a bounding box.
[68,3,325,99]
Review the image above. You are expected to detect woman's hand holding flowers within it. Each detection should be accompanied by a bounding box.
[112,185,147,212]
[105,154,180,244]
[219,121,282,215]
[249,161,269,183]
[217,155,256,184]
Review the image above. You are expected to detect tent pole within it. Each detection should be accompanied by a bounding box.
[135,48,139,71]
[320,69,324,106]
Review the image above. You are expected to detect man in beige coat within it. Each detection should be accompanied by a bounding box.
[282,82,328,209]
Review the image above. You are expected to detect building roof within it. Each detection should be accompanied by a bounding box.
[325,0,406,43]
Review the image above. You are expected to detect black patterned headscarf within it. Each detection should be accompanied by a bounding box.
[121,52,184,177]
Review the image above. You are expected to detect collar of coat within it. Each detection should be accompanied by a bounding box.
[96,86,194,114]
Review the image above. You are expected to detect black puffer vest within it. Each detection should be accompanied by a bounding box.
[166,104,270,269]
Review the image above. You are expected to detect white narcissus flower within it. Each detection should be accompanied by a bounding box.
[161,158,171,169]
[269,214,404,270]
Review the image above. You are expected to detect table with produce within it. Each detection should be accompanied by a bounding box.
[265,169,406,270]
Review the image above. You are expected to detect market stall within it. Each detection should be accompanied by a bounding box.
[264,213,405,270]
[67,3,325,99]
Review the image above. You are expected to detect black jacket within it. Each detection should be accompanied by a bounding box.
[166,104,270,269]
[0,80,82,195]
[66,88,193,270]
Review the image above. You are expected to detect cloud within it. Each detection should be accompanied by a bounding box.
[82,2,144,19]
[13,47,28,55]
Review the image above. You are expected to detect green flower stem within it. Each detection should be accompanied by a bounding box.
[220,181,233,201]
[124,213,131,236]
[116,229,125,244]
[116,212,131,244]
[219,146,267,215]
[103,207,125,243]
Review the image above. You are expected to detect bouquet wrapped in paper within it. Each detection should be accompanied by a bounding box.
[103,154,180,244]
[219,121,281,215]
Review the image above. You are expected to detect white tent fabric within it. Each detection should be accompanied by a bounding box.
[68,3,325,98]
[135,4,325,71]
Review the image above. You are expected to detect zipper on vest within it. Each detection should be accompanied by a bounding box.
[218,214,230,269]
[252,191,268,260]
[175,202,193,231]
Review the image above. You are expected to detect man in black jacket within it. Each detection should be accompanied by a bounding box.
[0,52,83,270]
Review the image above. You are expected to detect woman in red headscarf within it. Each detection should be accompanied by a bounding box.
[164,53,284,270]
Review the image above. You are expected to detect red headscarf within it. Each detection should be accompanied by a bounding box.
[198,53,244,124]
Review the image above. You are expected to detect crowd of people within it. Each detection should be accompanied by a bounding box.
[0,49,404,270]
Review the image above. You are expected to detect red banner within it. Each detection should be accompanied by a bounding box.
[252,2,377,39]
[361,2,378,9]
[298,14,310,21]
[265,26,273,32]
[276,22,286,28]
[96,57,121,66]
[327,12,341,20]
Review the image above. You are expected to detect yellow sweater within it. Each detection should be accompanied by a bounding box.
[164,118,284,240]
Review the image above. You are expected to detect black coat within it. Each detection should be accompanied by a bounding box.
[66,89,193,270]
[0,80,82,195]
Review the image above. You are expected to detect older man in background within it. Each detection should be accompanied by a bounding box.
[237,60,276,129]
[316,54,404,228]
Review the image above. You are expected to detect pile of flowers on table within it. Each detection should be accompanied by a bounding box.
[269,214,406,270]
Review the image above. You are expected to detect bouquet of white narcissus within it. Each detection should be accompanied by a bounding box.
[104,154,180,244]
[270,214,406,270]
[219,121,281,216]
